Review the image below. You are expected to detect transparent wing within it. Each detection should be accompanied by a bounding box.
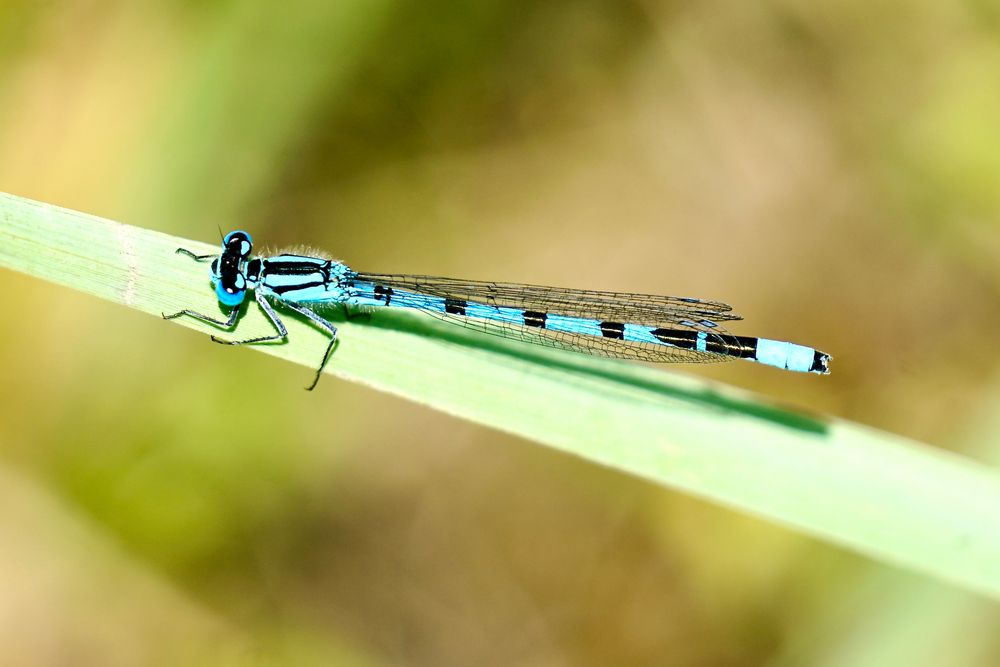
[355,274,741,323]
[353,273,742,364]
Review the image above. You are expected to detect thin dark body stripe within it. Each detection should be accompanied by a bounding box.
[269,280,325,295]
[264,259,331,274]
[727,334,760,358]
[650,328,757,358]
[600,321,625,339]
[445,298,467,315]
[523,311,547,328]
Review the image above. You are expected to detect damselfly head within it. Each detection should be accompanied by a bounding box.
[210,230,254,307]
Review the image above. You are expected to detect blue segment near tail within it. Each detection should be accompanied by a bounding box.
[165,230,832,389]
[544,314,603,338]
[752,338,823,373]
[622,324,659,345]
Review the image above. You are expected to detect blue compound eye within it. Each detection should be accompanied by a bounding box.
[223,230,253,257]
[216,280,245,307]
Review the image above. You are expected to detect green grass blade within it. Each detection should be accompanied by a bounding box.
[2,191,1000,600]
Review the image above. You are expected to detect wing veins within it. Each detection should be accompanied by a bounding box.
[354,275,737,364]
[355,273,742,326]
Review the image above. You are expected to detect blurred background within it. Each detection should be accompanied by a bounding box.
[0,1,999,665]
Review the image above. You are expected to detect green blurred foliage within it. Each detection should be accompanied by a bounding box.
[0,0,997,665]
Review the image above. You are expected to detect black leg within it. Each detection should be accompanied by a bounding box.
[284,301,339,391]
[210,291,288,346]
[162,305,240,329]
[164,247,230,324]
[176,247,216,262]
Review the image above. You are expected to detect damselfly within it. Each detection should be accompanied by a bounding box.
[164,231,831,389]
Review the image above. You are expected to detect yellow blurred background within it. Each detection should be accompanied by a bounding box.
[0,1,998,665]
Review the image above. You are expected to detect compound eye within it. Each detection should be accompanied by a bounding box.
[215,280,245,307]
[223,230,253,257]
